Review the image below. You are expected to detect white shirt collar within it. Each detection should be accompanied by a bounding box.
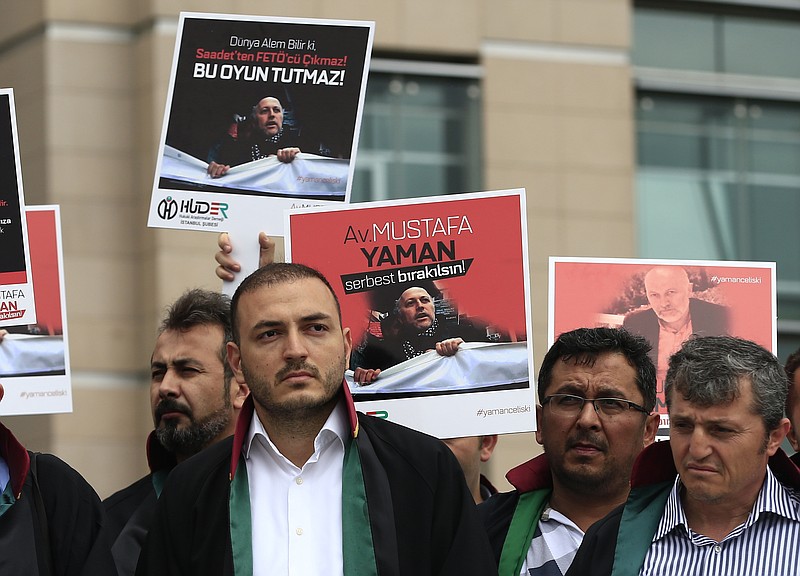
[243,397,349,466]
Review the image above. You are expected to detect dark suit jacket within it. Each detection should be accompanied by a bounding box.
[623,298,728,366]
[135,400,497,576]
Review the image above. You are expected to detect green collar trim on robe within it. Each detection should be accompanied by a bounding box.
[229,434,378,576]
[151,468,169,498]
[0,480,17,519]
[230,452,253,576]
[498,488,551,576]
[610,481,672,576]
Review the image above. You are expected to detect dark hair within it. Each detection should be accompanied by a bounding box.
[230,262,342,346]
[665,336,787,431]
[538,327,656,411]
[785,348,800,382]
[158,288,232,383]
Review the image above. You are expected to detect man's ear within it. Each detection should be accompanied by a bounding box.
[643,412,660,447]
[767,418,791,457]
[479,435,499,463]
[535,404,544,446]
[230,377,249,410]
[227,342,245,384]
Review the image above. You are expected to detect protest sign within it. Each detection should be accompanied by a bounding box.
[148,12,373,236]
[0,88,36,327]
[0,206,72,415]
[286,189,535,438]
[549,257,775,430]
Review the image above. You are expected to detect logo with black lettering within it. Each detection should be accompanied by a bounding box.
[157,196,179,220]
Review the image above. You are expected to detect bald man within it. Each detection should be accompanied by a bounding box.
[351,286,492,385]
[207,96,306,178]
[623,266,728,382]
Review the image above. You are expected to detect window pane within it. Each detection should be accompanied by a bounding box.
[352,71,482,202]
[723,16,800,79]
[633,9,716,72]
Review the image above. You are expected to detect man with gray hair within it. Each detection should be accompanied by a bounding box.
[567,335,800,576]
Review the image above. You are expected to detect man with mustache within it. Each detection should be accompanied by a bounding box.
[623,266,728,386]
[207,96,307,178]
[136,263,496,576]
[480,327,659,576]
[567,336,800,576]
[352,286,491,384]
[103,289,248,576]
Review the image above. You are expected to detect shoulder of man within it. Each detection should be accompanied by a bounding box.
[102,473,153,539]
[28,452,117,576]
[162,435,233,495]
[477,489,521,562]
[563,502,625,576]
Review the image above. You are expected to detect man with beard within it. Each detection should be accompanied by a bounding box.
[351,286,491,384]
[479,327,659,576]
[103,289,248,576]
[207,96,310,178]
[136,263,496,576]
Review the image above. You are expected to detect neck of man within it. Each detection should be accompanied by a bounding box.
[680,482,761,542]
[254,398,339,468]
[548,478,631,532]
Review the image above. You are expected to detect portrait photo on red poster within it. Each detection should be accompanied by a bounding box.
[550,258,775,417]
[287,190,532,401]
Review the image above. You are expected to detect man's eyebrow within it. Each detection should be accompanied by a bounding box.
[251,312,333,330]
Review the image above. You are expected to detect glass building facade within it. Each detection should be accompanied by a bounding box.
[633,2,800,358]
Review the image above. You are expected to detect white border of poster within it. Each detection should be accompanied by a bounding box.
[0,206,72,416]
[147,12,374,237]
[548,256,776,431]
[0,88,36,327]
[284,189,535,438]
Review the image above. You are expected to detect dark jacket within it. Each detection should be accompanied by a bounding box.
[102,432,177,576]
[136,388,497,576]
[0,421,115,576]
[622,298,729,367]
[478,453,553,576]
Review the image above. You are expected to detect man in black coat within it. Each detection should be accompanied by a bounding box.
[136,263,496,576]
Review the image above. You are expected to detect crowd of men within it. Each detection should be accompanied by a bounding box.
[1,242,800,575]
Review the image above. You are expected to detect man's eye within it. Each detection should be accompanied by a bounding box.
[597,399,627,413]
[556,395,582,407]
[309,324,327,332]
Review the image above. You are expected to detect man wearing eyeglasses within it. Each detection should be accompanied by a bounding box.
[479,327,659,576]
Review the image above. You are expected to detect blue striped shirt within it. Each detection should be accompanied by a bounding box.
[641,468,800,576]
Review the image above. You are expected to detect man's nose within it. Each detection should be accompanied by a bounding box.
[158,370,181,399]
[575,400,602,429]
[283,330,309,359]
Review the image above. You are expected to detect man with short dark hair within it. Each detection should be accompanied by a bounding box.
[136,263,496,576]
[568,336,800,576]
[103,288,248,576]
[480,327,659,576]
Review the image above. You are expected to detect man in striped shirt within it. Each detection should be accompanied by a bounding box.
[568,335,800,576]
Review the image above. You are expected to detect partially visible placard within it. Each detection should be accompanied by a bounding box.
[286,189,535,438]
[549,257,776,430]
[0,88,36,327]
[148,12,374,239]
[0,206,72,415]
